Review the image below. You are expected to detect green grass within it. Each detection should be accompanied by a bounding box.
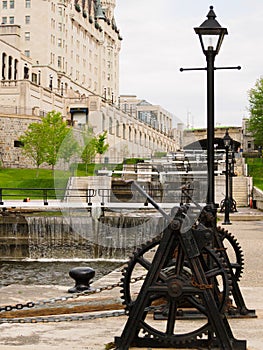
[0,168,69,199]
[246,158,263,191]
[0,163,120,200]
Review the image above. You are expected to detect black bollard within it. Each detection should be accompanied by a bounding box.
[68,267,95,293]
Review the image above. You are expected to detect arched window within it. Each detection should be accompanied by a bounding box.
[109,117,113,134]
[129,126,132,141]
[116,120,120,137]
[102,113,105,130]
[2,52,6,80]
[24,64,29,79]
[14,59,18,80]
[8,56,12,80]
[123,124,126,139]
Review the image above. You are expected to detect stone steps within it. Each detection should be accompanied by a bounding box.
[215,175,251,207]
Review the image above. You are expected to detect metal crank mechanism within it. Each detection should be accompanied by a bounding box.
[115,181,249,350]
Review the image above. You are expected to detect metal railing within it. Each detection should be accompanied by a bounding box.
[0,181,208,208]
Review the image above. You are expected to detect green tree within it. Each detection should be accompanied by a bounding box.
[81,126,97,173]
[19,122,47,175]
[20,110,74,173]
[95,131,109,162]
[247,77,263,148]
[57,128,80,169]
[42,111,71,171]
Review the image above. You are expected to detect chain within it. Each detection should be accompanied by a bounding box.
[0,274,146,314]
[0,309,127,324]
[191,277,213,290]
[0,300,160,325]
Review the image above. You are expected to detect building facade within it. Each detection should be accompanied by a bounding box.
[0,0,179,167]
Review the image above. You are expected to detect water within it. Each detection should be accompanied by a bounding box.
[0,260,124,288]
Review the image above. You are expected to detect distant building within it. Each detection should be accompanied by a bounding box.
[0,0,179,167]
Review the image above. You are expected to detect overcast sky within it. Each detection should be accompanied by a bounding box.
[114,0,263,128]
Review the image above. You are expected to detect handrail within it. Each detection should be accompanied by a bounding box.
[0,181,206,206]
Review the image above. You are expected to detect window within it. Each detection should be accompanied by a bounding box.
[10,0,14,9]
[25,32,30,41]
[24,50,30,57]
[25,15,30,24]
[32,73,37,84]
[2,1,7,9]
[25,0,30,8]
[14,140,23,148]
[58,38,62,47]
[2,17,7,24]
[57,56,61,68]
[9,16,14,24]
[109,117,113,134]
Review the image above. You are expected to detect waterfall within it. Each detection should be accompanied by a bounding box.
[25,211,167,260]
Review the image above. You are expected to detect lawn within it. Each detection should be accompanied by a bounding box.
[0,168,69,200]
[0,163,119,200]
[246,158,263,191]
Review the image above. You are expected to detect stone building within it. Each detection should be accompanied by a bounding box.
[0,0,179,167]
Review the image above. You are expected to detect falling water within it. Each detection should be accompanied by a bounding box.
[0,209,168,261]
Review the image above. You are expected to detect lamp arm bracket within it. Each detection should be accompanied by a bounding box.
[214,66,241,70]
[180,67,207,72]
[180,66,241,72]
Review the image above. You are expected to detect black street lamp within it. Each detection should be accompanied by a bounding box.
[194,6,228,221]
[222,128,232,225]
[229,146,238,212]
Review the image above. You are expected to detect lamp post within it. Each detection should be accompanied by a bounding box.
[229,145,237,212]
[222,128,232,225]
[194,6,228,223]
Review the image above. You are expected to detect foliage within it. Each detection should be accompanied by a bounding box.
[153,151,167,158]
[95,131,109,155]
[20,111,76,172]
[43,111,72,170]
[57,128,80,168]
[81,126,97,173]
[81,130,109,172]
[246,158,263,191]
[247,77,263,147]
[124,158,145,164]
[19,122,46,170]
[95,131,109,159]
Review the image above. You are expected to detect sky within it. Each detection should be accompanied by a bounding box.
[114,0,263,128]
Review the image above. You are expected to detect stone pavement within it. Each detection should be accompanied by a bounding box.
[0,207,262,350]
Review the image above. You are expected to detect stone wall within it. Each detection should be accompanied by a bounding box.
[253,186,263,211]
[0,114,40,168]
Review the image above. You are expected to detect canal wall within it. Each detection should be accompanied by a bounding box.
[0,212,166,260]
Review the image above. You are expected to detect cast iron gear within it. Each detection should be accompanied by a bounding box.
[120,237,231,346]
[216,226,244,281]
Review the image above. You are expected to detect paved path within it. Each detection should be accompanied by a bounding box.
[0,209,262,350]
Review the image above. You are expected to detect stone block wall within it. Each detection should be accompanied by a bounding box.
[0,114,40,168]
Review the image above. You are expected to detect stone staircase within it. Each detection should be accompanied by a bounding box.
[215,175,252,207]
[64,176,111,204]
[64,158,252,208]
